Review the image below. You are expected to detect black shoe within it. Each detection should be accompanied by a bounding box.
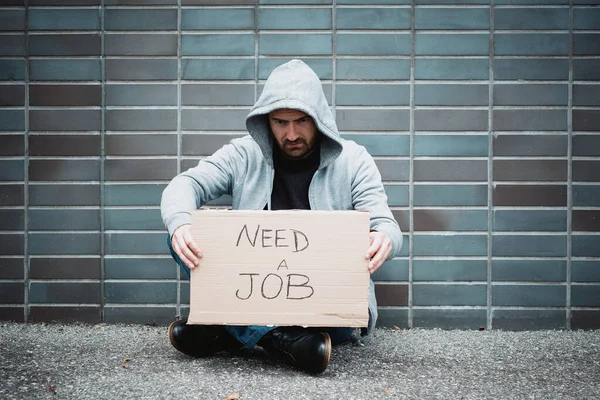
[259,327,331,374]
[168,319,242,357]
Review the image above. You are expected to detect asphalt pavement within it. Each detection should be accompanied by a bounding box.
[1,322,599,399]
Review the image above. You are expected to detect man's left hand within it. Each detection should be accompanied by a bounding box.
[365,231,392,274]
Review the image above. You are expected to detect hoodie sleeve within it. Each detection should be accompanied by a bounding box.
[160,141,245,236]
[350,147,403,259]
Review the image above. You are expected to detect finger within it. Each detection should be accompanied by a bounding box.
[365,232,382,259]
[172,240,196,269]
[174,235,200,268]
[183,230,202,258]
[368,239,391,274]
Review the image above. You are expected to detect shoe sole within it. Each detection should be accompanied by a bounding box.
[168,319,187,354]
[320,332,332,373]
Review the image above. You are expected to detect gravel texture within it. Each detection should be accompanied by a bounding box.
[1,323,599,399]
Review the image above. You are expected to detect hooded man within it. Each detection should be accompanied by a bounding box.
[161,59,403,374]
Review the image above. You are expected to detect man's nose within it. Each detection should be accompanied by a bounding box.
[287,123,299,141]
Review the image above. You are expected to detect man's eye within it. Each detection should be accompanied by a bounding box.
[300,117,310,123]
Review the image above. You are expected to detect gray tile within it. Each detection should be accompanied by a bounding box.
[104,33,177,56]
[104,306,175,325]
[106,84,177,106]
[104,257,176,280]
[0,283,23,304]
[384,184,409,207]
[572,235,600,257]
[494,84,567,106]
[494,210,566,232]
[574,7,600,29]
[105,134,176,156]
[28,34,100,56]
[392,209,410,232]
[0,109,24,131]
[573,161,600,182]
[0,258,24,280]
[375,159,410,181]
[30,84,101,106]
[492,260,566,282]
[495,0,569,3]
[415,84,488,106]
[494,160,567,182]
[105,109,176,131]
[571,310,600,330]
[413,309,487,330]
[184,58,255,80]
[105,0,177,3]
[375,283,408,306]
[28,8,99,30]
[181,109,249,131]
[181,134,243,156]
[413,259,488,282]
[414,160,487,182]
[572,261,600,283]
[0,85,24,106]
[259,58,331,80]
[371,259,409,282]
[105,9,177,31]
[492,310,566,331]
[573,110,600,132]
[0,234,23,255]
[180,283,190,303]
[415,135,488,157]
[28,233,100,255]
[414,209,487,231]
[336,33,411,56]
[29,135,100,156]
[259,8,331,30]
[182,34,254,56]
[342,134,410,157]
[104,209,163,230]
[105,283,176,306]
[376,308,409,329]
[106,59,177,81]
[259,33,332,56]
[29,184,99,206]
[0,135,24,156]
[339,0,408,3]
[30,59,101,81]
[336,8,410,30]
[493,135,567,157]
[572,210,600,232]
[495,33,569,56]
[573,85,600,106]
[29,282,99,304]
[573,185,600,207]
[336,109,410,131]
[0,60,25,81]
[29,306,100,324]
[495,8,568,30]
[415,34,489,56]
[416,7,489,30]
[494,109,567,131]
[414,284,487,306]
[105,159,177,181]
[30,257,100,280]
[0,185,24,206]
[574,33,600,56]
[495,58,568,80]
[574,59,600,80]
[492,284,566,307]
[337,59,410,80]
[0,160,24,181]
[182,0,253,4]
[414,184,488,206]
[181,83,255,106]
[415,109,488,131]
[182,8,254,30]
[105,233,169,255]
[29,160,100,181]
[30,0,100,4]
[30,110,101,132]
[415,58,489,80]
[104,183,166,206]
[336,84,409,106]
[492,234,567,257]
[29,209,99,231]
[0,210,23,231]
[413,234,488,256]
[0,35,25,56]
[0,9,25,31]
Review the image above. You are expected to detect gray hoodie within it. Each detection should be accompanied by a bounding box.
[161,59,403,334]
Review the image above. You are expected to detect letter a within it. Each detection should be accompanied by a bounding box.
[277,259,288,270]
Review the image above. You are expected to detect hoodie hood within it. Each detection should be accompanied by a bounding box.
[246,59,343,168]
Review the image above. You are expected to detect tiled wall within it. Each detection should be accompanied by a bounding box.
[0,0,599,330]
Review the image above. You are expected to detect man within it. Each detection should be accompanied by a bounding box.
[161,59,403,374]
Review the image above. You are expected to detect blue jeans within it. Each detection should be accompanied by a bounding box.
[168,236,355,348]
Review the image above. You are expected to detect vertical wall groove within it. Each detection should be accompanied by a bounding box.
[23,0,30,323]
[487,0,495,330]
[566,0,574,330]
[175,0,182,319]
[99,0,106,323]
[408,0,416,329]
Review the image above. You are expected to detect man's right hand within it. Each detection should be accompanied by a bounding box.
[171,224,202,269]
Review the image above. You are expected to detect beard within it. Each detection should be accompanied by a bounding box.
[279,137,316,159]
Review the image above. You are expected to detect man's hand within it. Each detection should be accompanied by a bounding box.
[365,231,392,274]
[171,224,202,270]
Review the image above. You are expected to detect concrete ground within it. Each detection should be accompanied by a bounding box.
[1,323,599,400]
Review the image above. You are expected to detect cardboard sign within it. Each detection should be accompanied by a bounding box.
[188,210,370,327]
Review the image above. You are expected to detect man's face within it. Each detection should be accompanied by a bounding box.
[269,109,319,160]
